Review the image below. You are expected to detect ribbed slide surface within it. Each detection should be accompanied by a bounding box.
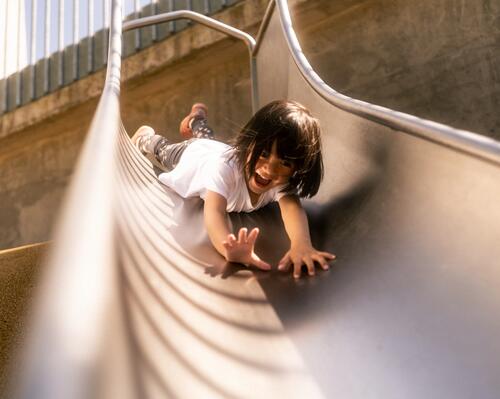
[113,124,323,398]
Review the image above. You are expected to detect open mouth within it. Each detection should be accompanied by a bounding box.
[254,172,271,187]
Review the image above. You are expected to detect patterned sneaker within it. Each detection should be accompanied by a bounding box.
[131,125,155,154]
[179,103,208,139]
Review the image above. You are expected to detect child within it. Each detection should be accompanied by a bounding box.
[132,100,335,278]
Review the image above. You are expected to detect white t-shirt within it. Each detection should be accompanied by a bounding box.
[158,139,287,212]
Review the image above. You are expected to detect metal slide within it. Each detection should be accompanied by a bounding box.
[11,1,500,398]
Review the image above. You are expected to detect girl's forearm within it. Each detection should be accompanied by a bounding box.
[204,207,232,258]
[287,209,312,247]
[203,190,233,258]
[279,196,312,246]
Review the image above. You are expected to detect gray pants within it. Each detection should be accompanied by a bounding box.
[150,137,194,171]
[138,117,215,171]
[149,118,215,171]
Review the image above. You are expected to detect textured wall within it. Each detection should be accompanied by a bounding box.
[0,0,265,251]
[120,39,253,144]
[293,0,500,139]
[0,105,93,249]
[0,243,48,395]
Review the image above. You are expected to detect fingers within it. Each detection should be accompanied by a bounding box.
[319,251,336,260]
[238,227,248,243]
[312,254,330,271]
[227,234,237,245]
[247,227,260,245]
[238,227,260,246]
[251,253,271,270]
[292,262,301,279]
[286,252,335,278]
[278,253,291,271]
[304,257,315,277]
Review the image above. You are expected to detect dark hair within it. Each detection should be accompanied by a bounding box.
[230,100,323,198]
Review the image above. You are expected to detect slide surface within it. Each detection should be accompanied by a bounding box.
[13,1,500,398]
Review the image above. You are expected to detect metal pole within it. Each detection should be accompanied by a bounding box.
[44,0,51,93]
[134,0,141,50]
[88,0,94,72]
[203,0,210,14]
[1,0,8,112]
[151,0,158,42]
[250,56,259,113]
[16,0,22,106]
[58,0,64,86]
[103,0,109,64]
[186,0,192,25]
[168,0,175,33]
[30,0,37,99]
[73,0,79,80]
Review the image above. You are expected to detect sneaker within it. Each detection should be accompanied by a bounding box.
[131,125,155,154]
[179,103,208,139]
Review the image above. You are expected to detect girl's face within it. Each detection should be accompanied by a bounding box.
[246,141,294,196]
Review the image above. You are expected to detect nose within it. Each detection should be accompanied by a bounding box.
[262,159,280,177]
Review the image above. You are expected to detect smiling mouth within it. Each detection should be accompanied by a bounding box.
[254,172,271,187]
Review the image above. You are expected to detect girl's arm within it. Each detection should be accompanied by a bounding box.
[204,190,271,270]
[278,194,336,278]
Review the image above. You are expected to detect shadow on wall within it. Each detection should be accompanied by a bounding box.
[292,0,500,140]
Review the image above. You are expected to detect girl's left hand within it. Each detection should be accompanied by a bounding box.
[278,243,336,279]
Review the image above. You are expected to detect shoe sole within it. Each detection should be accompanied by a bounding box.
[131,126,155,154]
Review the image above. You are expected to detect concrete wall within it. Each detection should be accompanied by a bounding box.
[0,0,499,250]
[0,103,95,250]
[0,0,241,116]
[121,36,253,143]
[0,243,48,395]
[292,0,500,140]
[0,0,267,251]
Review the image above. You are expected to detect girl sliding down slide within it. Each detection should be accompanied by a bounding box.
[132,100,335,278]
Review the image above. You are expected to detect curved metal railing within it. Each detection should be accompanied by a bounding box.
[122,9,259,112]
[12,0,125,398]
[268,0,500,166]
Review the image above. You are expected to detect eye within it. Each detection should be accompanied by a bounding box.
[280,159,293,168]
[260,150,270,158]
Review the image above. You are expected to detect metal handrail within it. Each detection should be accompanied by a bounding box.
[271,0,500,166]
[123,10,255,51]
[122,10,259,112]
[13,1,124,398]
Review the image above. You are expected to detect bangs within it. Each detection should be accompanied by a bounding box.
[275,130,305,163]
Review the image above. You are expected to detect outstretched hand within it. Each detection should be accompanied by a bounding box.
[278,243,336,279]
[222,227,271,271]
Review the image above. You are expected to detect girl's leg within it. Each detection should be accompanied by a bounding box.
[154,139,191,170]
[131,126,190,171]
[179,103,215,140]
[191,118,215,139]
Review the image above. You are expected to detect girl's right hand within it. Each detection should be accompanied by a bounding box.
[222,227,271,271]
